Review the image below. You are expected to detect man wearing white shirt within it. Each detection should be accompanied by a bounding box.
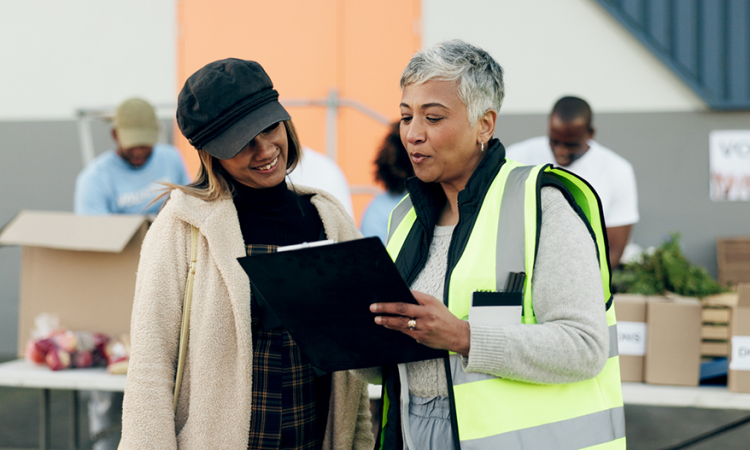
[506,96,638,267]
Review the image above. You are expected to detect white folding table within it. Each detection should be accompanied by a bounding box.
[4,359,750,450]
[621,381,750,410]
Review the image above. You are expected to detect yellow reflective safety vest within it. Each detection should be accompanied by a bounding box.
[379,152,625,450]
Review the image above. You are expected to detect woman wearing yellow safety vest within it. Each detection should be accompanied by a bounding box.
[363,40,625,449]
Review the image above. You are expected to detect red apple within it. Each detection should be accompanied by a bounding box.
[73,350,93,368]
[35,338,55,355]
[51,331,77,353]
[25,340,46,364]
[45,348,71,371]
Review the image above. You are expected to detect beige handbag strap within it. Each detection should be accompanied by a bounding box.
[120,225,199,449]
[173,224,199,411]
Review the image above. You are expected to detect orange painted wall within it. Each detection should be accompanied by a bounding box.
[175,0,421,223]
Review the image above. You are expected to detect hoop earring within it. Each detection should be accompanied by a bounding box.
[480,141,484,152]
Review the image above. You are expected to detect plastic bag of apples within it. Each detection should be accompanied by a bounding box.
[23,313,128,373]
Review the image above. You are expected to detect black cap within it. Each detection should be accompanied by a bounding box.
[176,58,291,160]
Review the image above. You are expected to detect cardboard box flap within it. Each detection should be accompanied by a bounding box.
[613,294,647,323]
[0,210,148,253]
[703,292,739,307]
[663,292,701,305]
[612,294,647,303]
[738,283,750,308]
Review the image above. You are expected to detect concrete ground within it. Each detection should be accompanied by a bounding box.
[1,374,750,449]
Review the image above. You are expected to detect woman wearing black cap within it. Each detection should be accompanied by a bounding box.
[121,59,374,449]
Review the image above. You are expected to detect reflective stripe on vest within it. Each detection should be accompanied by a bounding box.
[385,161,625,449]
[386,195,414,247]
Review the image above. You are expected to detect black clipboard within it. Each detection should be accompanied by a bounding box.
[237,237,446,372]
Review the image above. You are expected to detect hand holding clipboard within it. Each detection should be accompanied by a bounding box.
[238,237,446,372]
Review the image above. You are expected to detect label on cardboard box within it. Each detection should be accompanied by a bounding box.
[617,321,647,356]
[730,336,750,371]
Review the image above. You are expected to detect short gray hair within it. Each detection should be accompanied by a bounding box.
[400,40,504,126]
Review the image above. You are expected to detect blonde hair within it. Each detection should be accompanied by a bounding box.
[155,120,303,204]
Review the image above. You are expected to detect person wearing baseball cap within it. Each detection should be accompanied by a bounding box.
[74,96,192,450]
[121,58,373,450]
[112,97,160,167]
[74,97,190,215]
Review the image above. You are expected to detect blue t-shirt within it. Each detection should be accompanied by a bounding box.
[360,192,407,244]
[74,144,191,215]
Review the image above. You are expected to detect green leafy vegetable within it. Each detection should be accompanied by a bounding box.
[612,233,728,298]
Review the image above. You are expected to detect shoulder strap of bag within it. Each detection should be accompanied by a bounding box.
[173,224,199,411]
[119,225,198,449]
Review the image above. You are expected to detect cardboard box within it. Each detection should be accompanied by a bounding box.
[644,296,702,386]
[729,284,750,393]
[701,341,729,357]
[701,292,738,357]
[613,294,647,382]
[0,211,148,356]
[717,238,750,285]
[702,292,740,308]
[702,307,731,323]
[701,325,730,340]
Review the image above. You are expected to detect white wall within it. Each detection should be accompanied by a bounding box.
[0,0,176,121]
[422,0,706,113]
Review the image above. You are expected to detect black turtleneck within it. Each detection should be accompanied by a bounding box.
[231,178,324,247]
[233,178,331,445]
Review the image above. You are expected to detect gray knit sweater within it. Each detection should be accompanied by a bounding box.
[367,187,609,395]
[462,187,608,383]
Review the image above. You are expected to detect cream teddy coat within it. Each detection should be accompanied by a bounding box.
[121,186,374,450]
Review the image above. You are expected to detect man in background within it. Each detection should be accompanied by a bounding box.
[75,97,190,215]
[506,96,638,268]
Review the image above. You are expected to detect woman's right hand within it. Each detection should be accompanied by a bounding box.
[371,290,471,356]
